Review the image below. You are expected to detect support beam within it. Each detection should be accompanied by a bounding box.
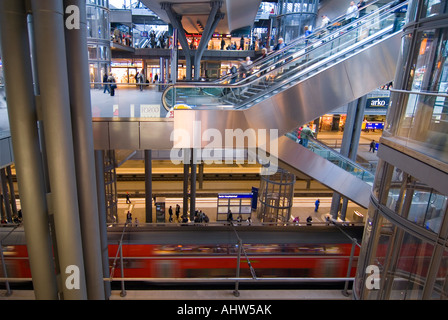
[0,0,58,299]
[94,150,111,300]
[162,2,193,80]
[193,1,224,80]
[190,149,197,220]
[63,0,105,300]
[145,150,153,223]
[31,0,87,299]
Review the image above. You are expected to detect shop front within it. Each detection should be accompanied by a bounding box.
[111,59,142,83]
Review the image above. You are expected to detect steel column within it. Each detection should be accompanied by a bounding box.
[145,150,153,223]
[0,0,58,299]
[193,1,223,80]
[95,150,111,299]
[190,149,197,220]
[31,0,87,299]
[162,2,193,80]
[64,0,104,300]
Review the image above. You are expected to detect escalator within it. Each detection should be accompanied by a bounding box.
[167,1,408,207]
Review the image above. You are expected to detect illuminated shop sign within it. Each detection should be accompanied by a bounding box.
[366,97,390,109]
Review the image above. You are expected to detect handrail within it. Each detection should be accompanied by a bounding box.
[389,88,448,98]
[162,0,408,110]
[285,132,375,184]
[216,0,385,84]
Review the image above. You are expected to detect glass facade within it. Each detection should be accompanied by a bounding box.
[385,4,448,164]
[87,0,111,87]
[355,0,448,300]
[257,168,295,223]
[274,0,318,44]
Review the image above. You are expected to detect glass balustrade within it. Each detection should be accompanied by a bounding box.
[162,1,408,111]
[285,132,375,184]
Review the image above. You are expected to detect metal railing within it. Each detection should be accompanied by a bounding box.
[285,132,375,184]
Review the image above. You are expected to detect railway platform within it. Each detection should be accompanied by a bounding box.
[0,289,351,300]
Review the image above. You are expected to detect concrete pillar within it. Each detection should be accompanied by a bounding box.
[0,0,58,299]
[145,150,153,223]
[31,0,87,299]
[63,0,105,300]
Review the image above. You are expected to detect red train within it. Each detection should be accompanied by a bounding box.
[0,225,363,282]
[109,242,360,279]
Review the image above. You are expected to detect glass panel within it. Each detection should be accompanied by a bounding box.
[406,188,447,233]
[284,131,375,184]
[421,0,448,17]
[432,247,448,299]
[389,233,433,300]
[392,29,448,164]
[385,167,406,212]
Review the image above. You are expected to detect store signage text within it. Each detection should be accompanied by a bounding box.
[366,97,390,109]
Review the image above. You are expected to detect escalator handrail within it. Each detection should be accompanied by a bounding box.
[162,0,408,109]
[209,0,397,85]
[285,132,375,181]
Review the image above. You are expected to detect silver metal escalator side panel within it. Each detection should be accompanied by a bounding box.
[244,32,402,137]
[0,136,14,169]
[173,32,402,148]
[273,136,371,208]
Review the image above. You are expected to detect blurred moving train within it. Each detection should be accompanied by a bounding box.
[0,224,363,282]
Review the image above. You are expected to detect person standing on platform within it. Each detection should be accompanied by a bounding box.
[315,199,320,212]
[370,140,376,153]
[169,206,173,222]
[126,211,132,225]
[306,215,313,226]
[126,192,131,204]
[227,210,233,223]
[175,204,180,222]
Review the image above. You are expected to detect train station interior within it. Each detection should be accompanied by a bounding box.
[0,0,447,303]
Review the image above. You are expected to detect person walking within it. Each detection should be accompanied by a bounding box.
[103,72,110,93]
[315,199,320,212]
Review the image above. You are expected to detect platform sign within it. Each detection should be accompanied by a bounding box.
[365,122,384,130]
[217,193,253,222]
